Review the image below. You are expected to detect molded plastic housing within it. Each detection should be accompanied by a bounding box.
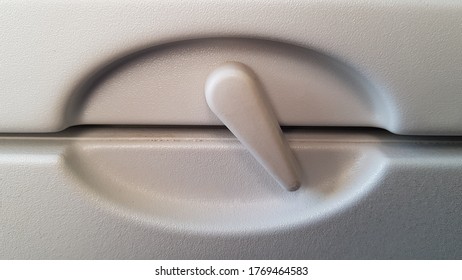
[1,0,462,260]
[1,1,462,134]
[1,128,462,258]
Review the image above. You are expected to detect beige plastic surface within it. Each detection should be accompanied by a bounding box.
[1,0,462,260]
[1,128,461,258]
[1,1,462,134]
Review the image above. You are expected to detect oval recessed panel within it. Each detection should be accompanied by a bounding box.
[64,129,387,233]
[66,38,390,129]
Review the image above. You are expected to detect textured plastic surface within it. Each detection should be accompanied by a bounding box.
[1,0,462,260]
[1,1,462,134]
[0,128,461,258]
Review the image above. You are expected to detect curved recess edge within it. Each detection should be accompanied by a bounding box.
[64,38,390,131]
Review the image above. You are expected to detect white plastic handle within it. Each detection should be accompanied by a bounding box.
[205,62,301,191]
